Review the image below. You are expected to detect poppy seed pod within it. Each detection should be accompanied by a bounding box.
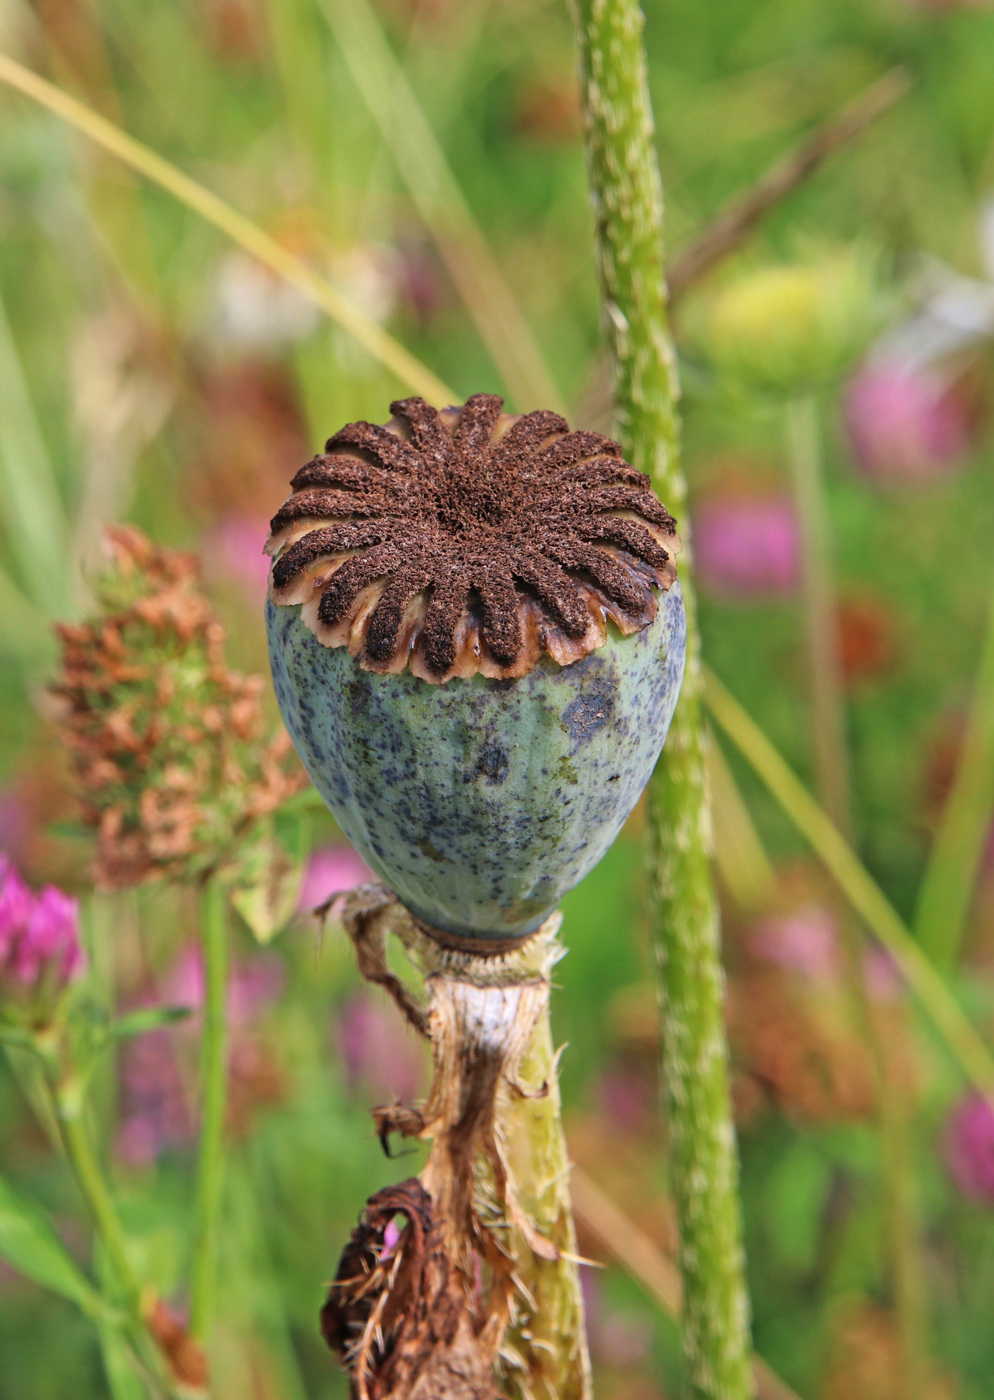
[264,394,686,942]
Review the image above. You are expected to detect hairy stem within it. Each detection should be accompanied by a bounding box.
[499,1000,590,1400]
[339,888,589,1398]
[569,2,754,1396]
[190,878,230,1342]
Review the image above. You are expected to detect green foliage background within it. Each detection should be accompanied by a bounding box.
[2,0,994,1396]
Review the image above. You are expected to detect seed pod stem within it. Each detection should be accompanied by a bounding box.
[334,887,590,1399]
[498,983,590,1400]
[570,2,754,1396]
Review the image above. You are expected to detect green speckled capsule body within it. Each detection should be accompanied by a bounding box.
[267,584,685,941]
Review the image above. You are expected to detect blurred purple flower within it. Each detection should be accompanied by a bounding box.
[595,1066,654,1133]
[844,362,971,482]
[0,788,29,861]
[749,904,901,1001]
[945,1094,994,1204]
[862,946,903,1002]
[693,495,800,599]
[117,1028,193,1166]
[337,991,425,1103]
[580,1269,654,1368]
[298,843,372,912]
[395,243,446,328]
[749,906,840,983]
[202,513,272,599]
[117,944,284,1164]
[163,944,283,1027]
[0,859,32,962]
[0,858,85,1001]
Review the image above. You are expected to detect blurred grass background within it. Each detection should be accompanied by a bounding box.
[2,0,994,1397]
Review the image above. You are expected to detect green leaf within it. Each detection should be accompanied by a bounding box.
[0,1172,107,1318]
[108,1006,193,1042]
[96,1322,146,1400]
[277,783,326,816]
[231,811,309,944]
[0,1024,39,1052]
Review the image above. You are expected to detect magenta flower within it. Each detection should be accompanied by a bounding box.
[163,944,284,1027]
[117,1028,193,1166]
[202,513,273,599]
[844,362,971,482]
[0,859,85,1005]
[336,991,426,1103]
[749,903,902,1001]
[748,906,840,983]
[0,788,29,860]
[594,1066,655,1132]
[580,1270,654,1368]
[945,1094,994,1204]
[693,495,800,599]
[298,843,373,912]
[117,944,285,1164]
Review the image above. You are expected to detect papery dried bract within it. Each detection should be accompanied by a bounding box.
[51,526,304,888]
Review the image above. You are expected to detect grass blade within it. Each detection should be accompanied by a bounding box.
[704,665,994,1101]
[914,581,994,970]
[707,727,778,914]
[317,0,564,414]
[0,1172,107,1319]
[0,283,71,616]
[0,50,454,407]
[571,1168,802,1400]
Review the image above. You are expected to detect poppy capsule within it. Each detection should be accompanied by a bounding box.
[265,394,686,943]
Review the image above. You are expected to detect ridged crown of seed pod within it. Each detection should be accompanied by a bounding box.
[265,393,680,682]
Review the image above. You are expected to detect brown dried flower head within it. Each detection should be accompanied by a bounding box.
[51,526,303,888]
[265,393,680,683]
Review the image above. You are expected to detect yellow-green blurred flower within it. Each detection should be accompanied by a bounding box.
[707,250,880,394]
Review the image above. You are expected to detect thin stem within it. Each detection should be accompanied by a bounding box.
[570,3,754,1397]
[786,398,926,1388]
[190,879,230,1342]
[55,1082,142,1306]
[785,394,852,834]
[318,0,565,414]
[914,576,994,970]
[47,1077,183,1399]
[571,1168,802,1400]
[666,70,910,304]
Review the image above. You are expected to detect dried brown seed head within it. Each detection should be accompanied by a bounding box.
[266,394,680,683]
[50,525,304,888]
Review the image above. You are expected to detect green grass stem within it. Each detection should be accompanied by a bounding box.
[705,666,994,1101]
[570,2,754,1395]
[317,0,564,414]
[914,578,994,971]
[785,394,853,833]
[0,50,453,407]
[190,878,230,1343]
